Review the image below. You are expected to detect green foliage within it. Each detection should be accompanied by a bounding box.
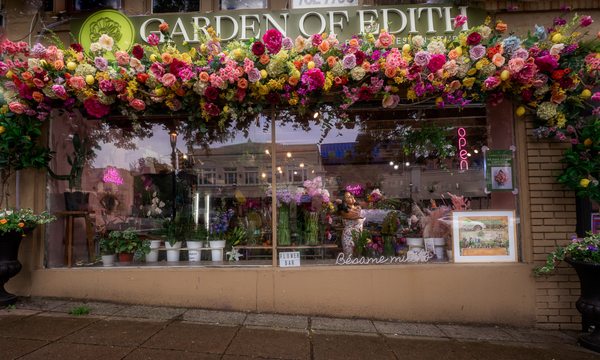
[0,208,55,234]
[226,226,246,250]
[69,306,91,316]
[110,228,149,255]
[534,233,600,276]
[558,119,600,203]
[381,211,399,235]
[351,229,370,255]
[99,236,116,255]
[402,125,454,160]
[47,133,97,190]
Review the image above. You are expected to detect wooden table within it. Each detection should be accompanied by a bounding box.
[56,211,95,267]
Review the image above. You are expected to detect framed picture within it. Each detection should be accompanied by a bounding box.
[452,211,517,263]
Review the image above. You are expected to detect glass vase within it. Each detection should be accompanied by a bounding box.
[278,204,291,246]
[305,211,319,245]
[383,236,395,257]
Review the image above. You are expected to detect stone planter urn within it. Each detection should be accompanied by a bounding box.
[0,231,24,306]
[566,258,600,352]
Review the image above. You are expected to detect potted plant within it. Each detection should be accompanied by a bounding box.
[187,225,207,262]
[162,217,188,262]
[209,208,234,262]
[110,228,149,263]
[225,226,246,261]
[98,235,116,267]
[535,233,600,352]
[381,211,399,257]
[351,229,370,257]
[48,133,97,211]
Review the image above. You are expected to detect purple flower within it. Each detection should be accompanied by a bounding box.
[553,17,567,26]
[248,68,261,83]
[282,37,293,50]
[51,84,66,98]
[580,15,593,27]
[413,50,431,67]
[99,79,114,93]
[30,43,46,58]
[534,55,558,72]
[469,45,486,60]
[94,57,108,71]
[313,53,324,68]
[342,54,356,69]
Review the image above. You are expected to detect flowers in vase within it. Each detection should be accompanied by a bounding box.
[210,208,235,238]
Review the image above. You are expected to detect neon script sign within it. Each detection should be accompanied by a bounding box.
[457,127,469,170]
[103,167,124,185]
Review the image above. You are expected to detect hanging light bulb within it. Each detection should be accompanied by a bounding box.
[313,111,319,119]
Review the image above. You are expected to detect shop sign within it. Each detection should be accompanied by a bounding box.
[457,127,469,171]
[484,149,515,192]
[335,250,433,265]
[279,251,301,267]
[72,5,486,49]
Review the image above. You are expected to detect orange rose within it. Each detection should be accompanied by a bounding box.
[238,78,248,89]
[293,60,303,70]
[318,41,330,53]
[259,54,270,65]
[326,56,337,68]
[199,72,210,82]
[161,53,173,64]
[448,49,459,60]
[0,219,7,225]
[495,22,507,32]
[175,88,186,96]
[18,222,24,228]
[159,22,169,33]
[32,91,44,102]
[288,76,299,86]
[21,72,33,81]
[348,38,359,48]
[54,60,64,70]
[385,67,397,78]
[361,61,370,71]
[303,54,313,63]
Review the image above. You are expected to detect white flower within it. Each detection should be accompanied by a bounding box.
[90,42,101,52]
[479,26,492,39]
[550,43,565,56]
[427,40,446,54]
[411,35,425,48]
[98,34,114,51]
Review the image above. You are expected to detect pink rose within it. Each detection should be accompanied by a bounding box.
[427,54,446,72]
[382,94,399,108]
[51,84,67,99]
[83,97,110,118]
[262,29,282,54]
[8,102,25,114]
[68,76,86,90]
[377,31,393,48]
[147,33,160,46]
[161,73,177,87]
[508,58,525,74]
[483,76,501,89]
[130,98,146,111]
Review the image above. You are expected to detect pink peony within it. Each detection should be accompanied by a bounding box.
[377,31,393,48]
[508,57,525,73]
[414,51,431,67]
[147,33,160,46]
[115,51,130,66]
[262,29,283,54]
[301,68,325,91]
[161,73,177,87]
[483,76,501,89]
[311,33,322,47]
[534,54,558,72]
[51,84,67,99]
[68,76,86,90]
[130,98,146,111]
[592,92,600,102]
[427,54,446,72]
[99,79,114,93]
[84,97,110,118]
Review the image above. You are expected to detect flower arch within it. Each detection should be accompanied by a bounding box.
[0,13,599,204]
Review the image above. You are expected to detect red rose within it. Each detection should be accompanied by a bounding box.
[132,44,144,60]
[204,102,221,117]
[487,45,501,59]
[354,51,366,66]
[262,29,282,54]
[466,32,481,46]
[251,41,265,56]
[136,73,149,84]
[70,43,83,52]
[204,86,219,101]
[427,54,446,73]
[84,98,110,119]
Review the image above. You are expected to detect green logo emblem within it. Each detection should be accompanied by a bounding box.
[79,10,135,53]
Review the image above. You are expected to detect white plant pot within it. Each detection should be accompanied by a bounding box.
[145,240,162,263]
[428,237,446,260]
[209,240,226,262]
[187,241,204,262]
[101,254,115,267]
[165,241,182,262]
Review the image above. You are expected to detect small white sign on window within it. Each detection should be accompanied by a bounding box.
[292,0,357,9]
[279,251,301,267]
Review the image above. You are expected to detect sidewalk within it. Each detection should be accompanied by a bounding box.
[0,297,597,360]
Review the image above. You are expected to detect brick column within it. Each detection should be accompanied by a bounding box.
[526,120,581,330]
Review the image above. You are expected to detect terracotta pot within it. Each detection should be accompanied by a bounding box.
[118,253,134,263]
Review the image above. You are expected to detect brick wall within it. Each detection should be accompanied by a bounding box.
[526,120,581,330]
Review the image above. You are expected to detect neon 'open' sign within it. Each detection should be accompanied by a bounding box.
[457,127,469,170]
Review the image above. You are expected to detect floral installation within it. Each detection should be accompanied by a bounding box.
[295,176,331,210]
[143,191,166,217]
[0,13,598,202]
[0,208,55,235]
[210,208,235,238]
[535,233,600,275]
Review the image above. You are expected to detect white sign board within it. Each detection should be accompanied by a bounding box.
[292,0,357,9]
[279,252,301,267]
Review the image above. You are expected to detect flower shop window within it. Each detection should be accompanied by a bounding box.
[261,104,521,266]
[45,114,274,267]
[152,0,200,13]
[220,0,267,10]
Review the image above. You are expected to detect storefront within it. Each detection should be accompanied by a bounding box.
[2,0,599,328]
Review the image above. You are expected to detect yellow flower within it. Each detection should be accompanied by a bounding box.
[288,97,298,106]
[467,68,477,76]
[584,138,593,147]
[85,75,95,85]
[515,106,525,117]
[581,89,592,99]
[0,126,5,135]
[462,77,475,88]
[402,44,411,53]
[580,178,591,188]
[260,70,268,79]
[406,89,417,101]
[551,33,563,43]
[500,70,510,81]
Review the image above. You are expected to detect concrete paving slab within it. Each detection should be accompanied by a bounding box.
[0,313,33,327]
[387,337,480,360]
[0,337,48,360]
[19,342,132,360]
[124,347,220,360]
[15,297,68,311]
[0,308,40,317]
[311,317,376,333]
[456,339,597,360]
[373,321,445,337]
[437,324,514,341]
[244,313,308,330]
[0,313,97,341]
[503,327,578,344]
[311,329,379,337]
[183,309,247,325]
[143,321,237,354]
[312,332,395,360]
[59,318,166,347]
[51,301,129,316]
[226,327,310,360]
[113,305,186,320]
